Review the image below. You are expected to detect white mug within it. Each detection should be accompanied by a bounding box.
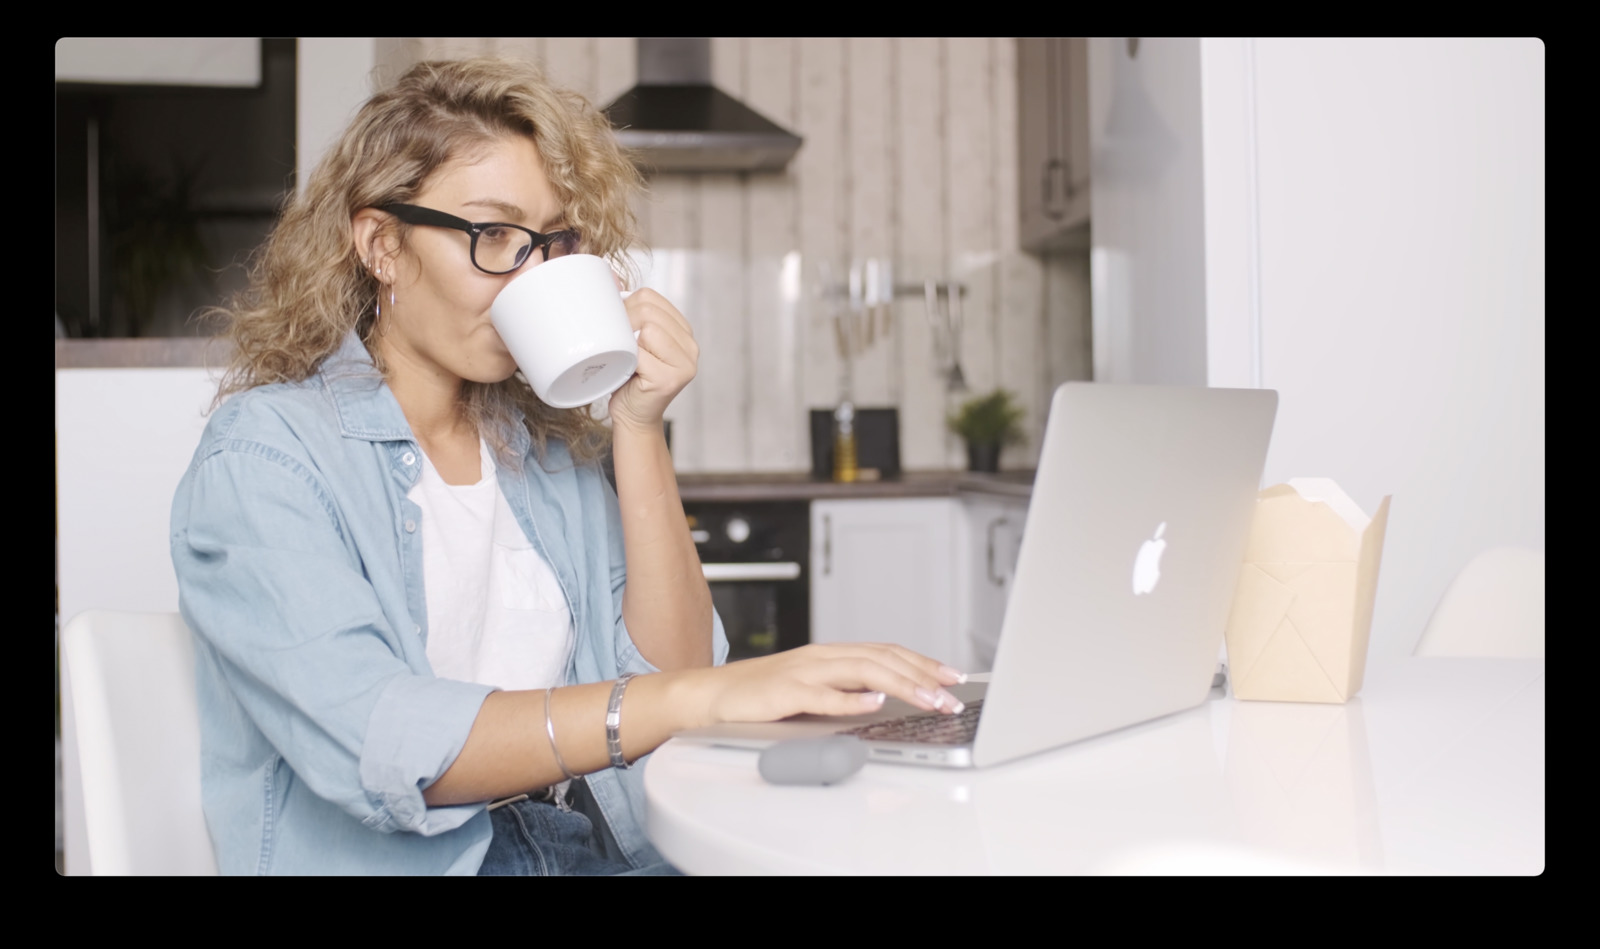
[489,254,639,408]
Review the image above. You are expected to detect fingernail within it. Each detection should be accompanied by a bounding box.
[914,687,939,709]
[862,691,886,708]
[937,689,964,714]
[939,665,968,684]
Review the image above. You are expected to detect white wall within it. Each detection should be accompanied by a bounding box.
[56,368,222,626]
[1087,37,1208,386]
[1096,37,1545,659]
[296,38,378,193]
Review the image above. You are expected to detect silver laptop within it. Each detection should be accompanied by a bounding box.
[676,382,1278,768]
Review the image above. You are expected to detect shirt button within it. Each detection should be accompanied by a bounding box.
[402,451,417,466]
[404,519,417,533]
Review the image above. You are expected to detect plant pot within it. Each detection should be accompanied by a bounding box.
[966,440,1001,473]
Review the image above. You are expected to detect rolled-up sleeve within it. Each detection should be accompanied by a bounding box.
[174,441,492,836]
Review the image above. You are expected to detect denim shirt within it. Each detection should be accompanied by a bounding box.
[170,332,727,875]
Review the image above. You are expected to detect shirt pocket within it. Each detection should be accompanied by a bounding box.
[494,543,565,613]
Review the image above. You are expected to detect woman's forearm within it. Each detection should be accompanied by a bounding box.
[422,668,716,806]
[423,642,970,806]
[610,416,714,670]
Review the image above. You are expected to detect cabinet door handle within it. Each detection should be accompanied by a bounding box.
[822,513,832,576]
[987,516,1011,587]
[1042,158,1071,221]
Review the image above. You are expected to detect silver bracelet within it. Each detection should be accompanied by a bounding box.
[544,686,576,782]
[606,673,639,770]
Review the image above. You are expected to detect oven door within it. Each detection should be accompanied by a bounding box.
[685,500,811,662]
[703,561,809,661]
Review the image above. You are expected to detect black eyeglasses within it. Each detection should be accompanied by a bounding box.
[378,203,581,275]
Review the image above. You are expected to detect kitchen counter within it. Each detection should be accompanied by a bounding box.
[57,337,229,368]
[675,470,1034,503]
[57,341,1033,505]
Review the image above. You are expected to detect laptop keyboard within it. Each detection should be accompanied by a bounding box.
[839,701,984,745]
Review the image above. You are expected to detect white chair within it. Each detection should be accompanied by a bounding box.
[60,610,218,875]
[1414,547,1545,658]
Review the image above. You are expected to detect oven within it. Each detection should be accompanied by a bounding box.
[684,501,810,661]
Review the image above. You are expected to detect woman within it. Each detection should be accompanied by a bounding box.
[171,56,966,876]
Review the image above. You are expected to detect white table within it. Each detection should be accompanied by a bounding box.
[643,658,1544,874]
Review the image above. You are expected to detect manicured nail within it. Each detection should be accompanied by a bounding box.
[862,691,886,708]
[939,665,968,684]
[914,687,939,709]
[937,689,964,714]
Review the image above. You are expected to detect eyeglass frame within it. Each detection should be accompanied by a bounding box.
[376,203,580,275]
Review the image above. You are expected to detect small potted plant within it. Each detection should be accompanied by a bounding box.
[947,388,1025,473]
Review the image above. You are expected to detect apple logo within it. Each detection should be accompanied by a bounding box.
[1132,521,1167,595]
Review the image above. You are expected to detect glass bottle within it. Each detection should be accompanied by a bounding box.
[833,401,858,483]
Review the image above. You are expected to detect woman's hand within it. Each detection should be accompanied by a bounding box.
[608,287,698,434]
[692,643,969,727]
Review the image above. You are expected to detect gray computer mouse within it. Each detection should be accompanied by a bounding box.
[757,735,869,786]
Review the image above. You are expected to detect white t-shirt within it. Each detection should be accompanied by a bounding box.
[408,439,574,693]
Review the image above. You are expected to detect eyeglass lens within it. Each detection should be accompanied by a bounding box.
[474,227,579,274]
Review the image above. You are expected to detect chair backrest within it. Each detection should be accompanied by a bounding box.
[60,610,218,875]
[1413,547,1545,658]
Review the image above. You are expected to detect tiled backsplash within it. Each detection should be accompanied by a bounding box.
[388,38,1092,472]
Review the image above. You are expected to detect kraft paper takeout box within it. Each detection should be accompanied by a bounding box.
[1224,479,1391,703]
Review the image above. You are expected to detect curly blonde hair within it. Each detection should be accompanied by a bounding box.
[210,56,645,467]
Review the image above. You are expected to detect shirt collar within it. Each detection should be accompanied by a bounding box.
[320,331,415,443]
[318,330,535,460]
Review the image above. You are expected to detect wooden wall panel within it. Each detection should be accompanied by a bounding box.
[642,178,702,469]
[795,39,848,429]
[697,174,748,470]
[992,37,1048,469]
[844,37,895,410]
[491,38,543,67]
[895,37,951,472]
[594,38,636,109]
[691,38,751,470]
[417,37,493,60]
[540,37,594,103]
[373,38,1093,475]
[743,38,804,472]
[944,38,1000,468]
[1045,252,1094,399]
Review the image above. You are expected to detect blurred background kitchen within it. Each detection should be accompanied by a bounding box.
[55,37,1093,474]
[55,38,1543,873]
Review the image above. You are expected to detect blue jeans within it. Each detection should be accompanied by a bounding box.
[477,779,680,876]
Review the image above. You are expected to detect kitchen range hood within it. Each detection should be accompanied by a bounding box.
[603,38,802,173]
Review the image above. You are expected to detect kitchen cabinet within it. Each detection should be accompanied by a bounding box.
[809,493,1030,673]
[809,498,957,663]
[1018,37,1091,252]
[953,493,1029,673]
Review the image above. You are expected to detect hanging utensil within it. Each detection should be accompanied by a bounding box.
[846,258,864,354]
[924,279,947,372]
[863,258,879,346]
[946,282,967,392]
[880,259,894,338]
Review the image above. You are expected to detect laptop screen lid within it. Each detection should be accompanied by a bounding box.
[971,383,1277,768]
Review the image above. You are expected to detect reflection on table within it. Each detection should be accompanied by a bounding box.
[643,658,1544,874]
